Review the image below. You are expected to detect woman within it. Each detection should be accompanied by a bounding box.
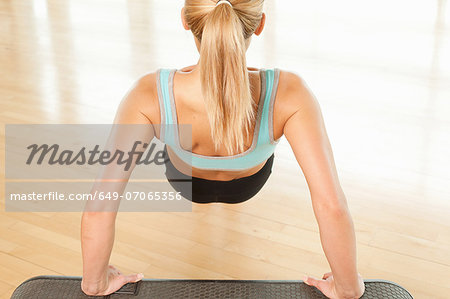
[81,0,365,298]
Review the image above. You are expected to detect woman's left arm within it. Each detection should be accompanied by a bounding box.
[281,71,364,298]
[81,211,119,294]
[81,74,156,295]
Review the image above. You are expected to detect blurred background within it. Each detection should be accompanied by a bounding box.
[0,0,449,298]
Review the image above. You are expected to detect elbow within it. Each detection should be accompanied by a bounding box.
[81,212,116,236]
[313,196,350,218]
[82,211,117,222]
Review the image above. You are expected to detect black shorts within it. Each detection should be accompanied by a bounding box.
[163,145,274,204]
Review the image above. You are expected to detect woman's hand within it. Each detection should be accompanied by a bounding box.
[81,265,144,296]
[304,272,365,299]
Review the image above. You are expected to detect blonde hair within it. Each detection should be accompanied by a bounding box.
[184,0,264,155]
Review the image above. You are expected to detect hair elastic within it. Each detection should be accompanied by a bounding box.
[216,0,232,7]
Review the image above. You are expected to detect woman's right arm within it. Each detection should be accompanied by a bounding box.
[280,71,364,299]
[81,74,156,295]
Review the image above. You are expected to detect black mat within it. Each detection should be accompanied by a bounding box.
[10,275,414,299]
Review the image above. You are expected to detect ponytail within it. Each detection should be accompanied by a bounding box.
[184,0,264,155]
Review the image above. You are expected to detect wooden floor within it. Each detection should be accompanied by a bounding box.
[1,0,450,298]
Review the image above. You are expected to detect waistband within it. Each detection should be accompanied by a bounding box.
[163,144,274,185]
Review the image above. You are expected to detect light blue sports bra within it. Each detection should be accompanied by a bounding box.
[156,68,281,171]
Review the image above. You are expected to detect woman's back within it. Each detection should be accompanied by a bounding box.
[139,64,291,181]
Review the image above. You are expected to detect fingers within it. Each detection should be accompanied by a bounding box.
[303,276,321,288]
[303,275,329,293]
[121,273,144,285]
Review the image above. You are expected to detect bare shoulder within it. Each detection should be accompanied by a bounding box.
[277,69,331,177]
[125,71,159,112]
[276,69,319,133]
[113,71,160,125]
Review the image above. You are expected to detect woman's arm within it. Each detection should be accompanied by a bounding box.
[81,74,156,295]
[81,211,118,294]
[281,71,364,299]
